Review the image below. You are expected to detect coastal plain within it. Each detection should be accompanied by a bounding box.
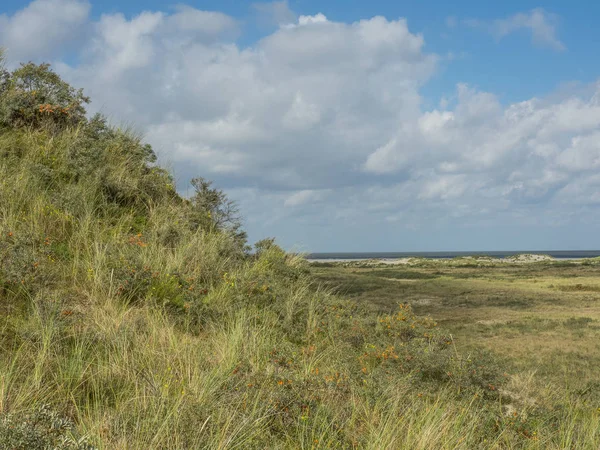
[311,257,600,392]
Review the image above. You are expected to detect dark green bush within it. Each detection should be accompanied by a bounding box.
[0,404,95,450]
[0,63,89,131]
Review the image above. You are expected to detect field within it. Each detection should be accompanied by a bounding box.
[312,259,600,400]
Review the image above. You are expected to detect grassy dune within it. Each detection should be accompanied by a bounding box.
[1,59,599,448]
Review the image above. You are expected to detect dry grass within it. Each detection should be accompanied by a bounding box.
[313,261,600,416]
[1,125,599,448]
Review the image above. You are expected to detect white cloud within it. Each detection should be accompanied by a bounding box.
[494,8,565,51]
[557,132,600,171]
[165,5,238,37]
[0,0,90,61]
[465,8,565,51]
[284,190,325,207]
[4,1,600,248]
[59,8,435,193]
[93,11,163,78]
[253,1,296,27]
[362,81,600,218]
[282,93,322,130]
[298,13,328,26]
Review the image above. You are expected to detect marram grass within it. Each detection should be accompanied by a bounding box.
[1,60,599,448]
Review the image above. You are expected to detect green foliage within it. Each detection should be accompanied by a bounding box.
[253,237,276,254]
[190,176,248,249]
[0,404,95,450]
[0,63,89,131]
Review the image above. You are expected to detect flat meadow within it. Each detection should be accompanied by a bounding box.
[312,258,600,427]
[312,258,600,390]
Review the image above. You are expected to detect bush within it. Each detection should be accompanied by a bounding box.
[189,177,248,250]
[0,62,89,131]
[0,404,95,450]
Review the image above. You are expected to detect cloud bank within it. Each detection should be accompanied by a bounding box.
[2,0,598,250]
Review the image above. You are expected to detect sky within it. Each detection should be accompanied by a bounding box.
[2,0,600,252]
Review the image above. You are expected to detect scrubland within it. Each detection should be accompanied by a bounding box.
[1,56,599,449]
[312,259,600,448]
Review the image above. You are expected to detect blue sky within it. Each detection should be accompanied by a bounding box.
[2,0,600,251]
[3,0,599,101]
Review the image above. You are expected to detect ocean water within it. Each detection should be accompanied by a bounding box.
[307,251,600,260]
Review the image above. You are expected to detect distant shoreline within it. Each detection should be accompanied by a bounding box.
[307,257,588,262]
[306,254,600,266]
[306,250,600,261]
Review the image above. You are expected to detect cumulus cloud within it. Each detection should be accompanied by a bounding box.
[253,1,296,27]
[297,13,328,26]
[364,82,600,211]
[165,5,238,38]
[0,0,90,61]
[60,9,435,194]
[3,1,600,249]
[464,8,565,51]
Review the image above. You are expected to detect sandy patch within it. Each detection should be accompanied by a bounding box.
[377,258,412,265]
[501,254,554,263]
[410,297,440,306]
[476,319,510,326]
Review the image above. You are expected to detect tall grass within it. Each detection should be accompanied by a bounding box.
[1,108,599,447]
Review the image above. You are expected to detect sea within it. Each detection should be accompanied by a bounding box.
[306,251,600,261]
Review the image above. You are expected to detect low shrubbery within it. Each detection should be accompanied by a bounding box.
[1,54,599,448]
[0,405,94,450]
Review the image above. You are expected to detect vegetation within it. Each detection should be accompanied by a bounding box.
[1,53,598,448]
[313,261,600,448]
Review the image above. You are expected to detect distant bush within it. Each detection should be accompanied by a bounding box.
[563,316,594,329]
[189,176,248,250]
[556,283,600,292]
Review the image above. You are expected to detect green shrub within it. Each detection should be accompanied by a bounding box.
[0,63,89,131]
[0,404,95,450]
